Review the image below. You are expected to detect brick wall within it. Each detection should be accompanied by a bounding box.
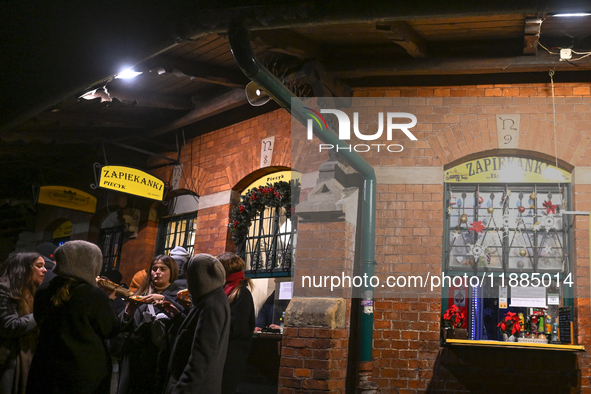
[352,83,591,393]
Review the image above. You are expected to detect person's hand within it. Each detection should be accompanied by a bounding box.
[254,327,262,333]
[143,293,165,303]
[124,300,141,317]
[154,300,181,318]
[108,289,117,300]
[269,324,281,330]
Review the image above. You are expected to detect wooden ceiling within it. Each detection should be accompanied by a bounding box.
[2,1,591,203]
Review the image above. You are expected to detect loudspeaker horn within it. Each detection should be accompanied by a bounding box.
[245,81,271,106]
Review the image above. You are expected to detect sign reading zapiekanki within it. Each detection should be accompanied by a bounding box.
[98,165,164,201]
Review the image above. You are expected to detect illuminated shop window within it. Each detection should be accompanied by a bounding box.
[442,156,573,342]
[156,212,197,255]
[232,171,300,277]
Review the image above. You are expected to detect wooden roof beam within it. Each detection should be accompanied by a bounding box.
[524,16,542,55]
[376,22,427,58]
[143,57,249,88]
[330,53,591,77]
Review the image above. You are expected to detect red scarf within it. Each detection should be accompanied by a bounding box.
[224,271,245,297]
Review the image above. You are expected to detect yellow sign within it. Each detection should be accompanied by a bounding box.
[99,165,164,200]
[53,221,72,239]
[445,157,571,183]
[38,186,97,213]
[242,170,302,196]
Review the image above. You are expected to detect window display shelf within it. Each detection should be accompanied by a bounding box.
[444,339,585,352]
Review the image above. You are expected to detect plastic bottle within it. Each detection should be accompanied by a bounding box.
[538,315,545,333]
[280,311,285,334]
[545,315,552,335]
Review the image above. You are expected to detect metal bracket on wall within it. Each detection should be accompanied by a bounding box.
[99,138,180,166]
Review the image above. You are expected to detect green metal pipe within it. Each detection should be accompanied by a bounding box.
[228,20,377,366]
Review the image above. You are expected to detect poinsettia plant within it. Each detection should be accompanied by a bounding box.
[443,304,465,329]
[497,311,521,336]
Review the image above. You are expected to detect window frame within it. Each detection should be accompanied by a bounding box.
[99,226,124,274]
[155,212,197,256]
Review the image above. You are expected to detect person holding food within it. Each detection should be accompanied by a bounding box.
[118,255,183,394]
[164,253,230,394]
[217,252,255,394]
[27,240,120,394]
[0,252,45,394]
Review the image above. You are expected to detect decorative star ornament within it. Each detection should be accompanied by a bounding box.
[543,245,553,255]
[467,244,486,260]
[539,213,558,233]
[452,231,461,241]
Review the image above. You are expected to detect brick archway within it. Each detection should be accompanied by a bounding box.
[426,115,591,168]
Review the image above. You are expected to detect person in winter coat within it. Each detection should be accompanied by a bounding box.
[217,252,255,394]
[0,252,46,394]
[118,255,184,394]
[27,241,120,394]
[169,246,190,281]
[164,253,230,394]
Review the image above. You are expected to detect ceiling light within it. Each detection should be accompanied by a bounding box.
[114,68,143,79]
[552,12,591,17]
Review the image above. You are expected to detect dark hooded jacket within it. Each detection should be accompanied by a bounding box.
[165,254,230,394]
[27,241,119,394]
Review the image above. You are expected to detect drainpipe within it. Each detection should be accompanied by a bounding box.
[228,20,378,392]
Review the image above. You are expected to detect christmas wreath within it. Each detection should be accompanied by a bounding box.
[229,180,298,247]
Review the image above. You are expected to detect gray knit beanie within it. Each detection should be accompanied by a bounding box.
[185,253,225,300]
[170,246,191,277]
[54,240,103,286]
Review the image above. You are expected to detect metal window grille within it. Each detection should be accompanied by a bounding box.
[99,226,124,274]
[445,183,570,274]
[156,212,197,256]
[241,206,295,276]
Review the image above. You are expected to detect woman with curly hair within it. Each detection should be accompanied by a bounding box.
[0,252,45,394]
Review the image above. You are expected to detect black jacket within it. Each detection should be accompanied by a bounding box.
[222,284,255,394]
[0,281,37,394]
[165,287,230,394]
[118,282,183,394]
[27,277,119,394]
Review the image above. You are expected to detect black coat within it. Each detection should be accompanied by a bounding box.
[0,282,37,394]
[165,287,230,394]
[27,277,120,394]
[222,285,255,394]
[118,282,183,394]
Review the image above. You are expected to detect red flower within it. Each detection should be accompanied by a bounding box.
[469,221,485,233]
[498,311,521,335]
[543,200,558,214]
[443,304,465,328]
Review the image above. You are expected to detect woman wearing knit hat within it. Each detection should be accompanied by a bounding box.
[164,253,230,394]
[26,241,120,394]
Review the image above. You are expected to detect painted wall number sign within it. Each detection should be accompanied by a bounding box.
[260,136,275,168]
[496,114,520,149]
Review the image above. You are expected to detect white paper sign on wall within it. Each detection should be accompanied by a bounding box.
[171,164,183,190]
[260,136,275,168]
[496,114,520,149]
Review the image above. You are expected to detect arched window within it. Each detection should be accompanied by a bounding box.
[442,156,573,342]
[231,171,300,277]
